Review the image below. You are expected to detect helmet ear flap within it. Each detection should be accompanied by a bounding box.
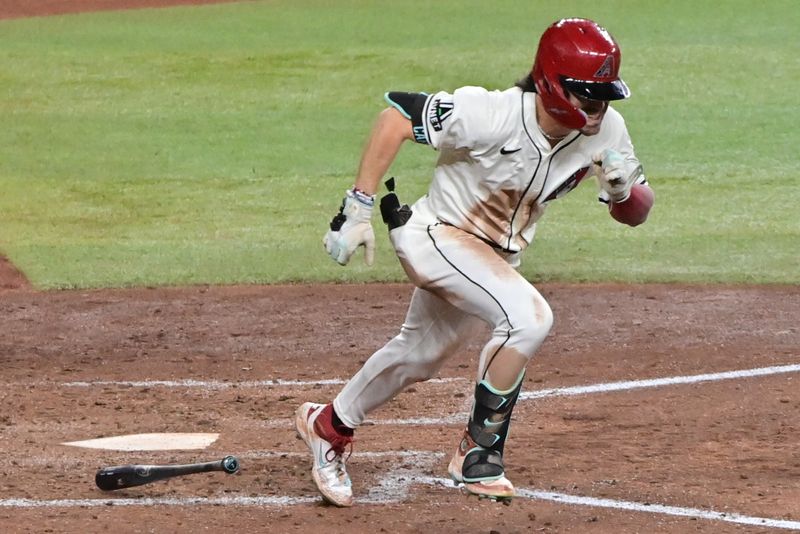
[534,68,588,129]
[545,95,588,130]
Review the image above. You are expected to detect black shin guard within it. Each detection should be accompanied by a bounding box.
[467,374,524,457]
[460,375,524,482]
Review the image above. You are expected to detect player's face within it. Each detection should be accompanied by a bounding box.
[568,92,609,136]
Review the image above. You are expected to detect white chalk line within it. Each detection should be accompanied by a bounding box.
[241,450,444,460]
[259,414,468,429]
[520,363,800,400]
[16,363,798,404]
[54,377,464,389]
[511,484,800,531]
[257,363,800,427]
[16,362,792,430]
[5,450,444,469]
[0,495,318,508]
[2,475,798,531]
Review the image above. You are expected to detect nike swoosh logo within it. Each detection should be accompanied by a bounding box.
[500,146,521,155]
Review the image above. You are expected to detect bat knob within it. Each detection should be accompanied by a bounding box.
[221,455,240,474]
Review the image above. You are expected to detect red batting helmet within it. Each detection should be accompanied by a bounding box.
[532,18,630,129]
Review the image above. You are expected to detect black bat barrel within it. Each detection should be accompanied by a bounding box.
[95,455,240,491]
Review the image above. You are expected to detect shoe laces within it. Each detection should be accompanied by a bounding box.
[324,433,354,464]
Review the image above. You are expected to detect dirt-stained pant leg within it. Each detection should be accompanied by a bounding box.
[334,287,479,428]
[399,221,553,391]
[334,210,553,428]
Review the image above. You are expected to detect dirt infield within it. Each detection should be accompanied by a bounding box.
[2,1,800,532]
[1,273,799,533]
[0,256,29,291]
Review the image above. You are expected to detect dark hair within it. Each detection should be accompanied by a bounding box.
[515,74,537,92]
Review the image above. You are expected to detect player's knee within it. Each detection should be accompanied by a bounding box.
[509,296,553,356]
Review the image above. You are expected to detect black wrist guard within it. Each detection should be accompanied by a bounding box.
[379,177,412,231]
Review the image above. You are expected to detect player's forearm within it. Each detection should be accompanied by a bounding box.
[353,108,414,195]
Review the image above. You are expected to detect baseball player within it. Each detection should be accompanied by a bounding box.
[295,18,654,507]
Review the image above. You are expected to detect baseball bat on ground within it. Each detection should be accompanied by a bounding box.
[95,455,240,491]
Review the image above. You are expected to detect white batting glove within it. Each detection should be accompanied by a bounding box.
[323,189,376,266]
[592,149,639,203]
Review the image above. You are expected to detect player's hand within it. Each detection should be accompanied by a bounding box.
[323,189,376,266]
[592,149,637,203]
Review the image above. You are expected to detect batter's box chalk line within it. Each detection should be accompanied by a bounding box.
[257,363,800,428]
[56,377,466,389]
[519,363,800,400]
[37,362,800,401]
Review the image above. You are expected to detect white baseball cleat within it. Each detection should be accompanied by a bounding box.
[447,430,515,502]
[295,402,354,507]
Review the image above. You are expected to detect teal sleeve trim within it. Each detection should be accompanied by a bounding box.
[384,92,411,119]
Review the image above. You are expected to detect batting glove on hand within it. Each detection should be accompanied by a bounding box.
[592,149,638,203]
[323,189,376,266]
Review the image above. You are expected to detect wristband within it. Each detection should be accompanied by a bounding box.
[349,187,376,207]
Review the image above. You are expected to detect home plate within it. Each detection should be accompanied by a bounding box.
[62,433,219,451]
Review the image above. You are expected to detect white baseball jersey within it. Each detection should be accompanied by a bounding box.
[334,85,647,428]
[411,85,646,252]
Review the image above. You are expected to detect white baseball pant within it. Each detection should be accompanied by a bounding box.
[334,203,553,428]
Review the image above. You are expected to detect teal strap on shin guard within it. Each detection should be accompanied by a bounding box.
[467,371,525,456]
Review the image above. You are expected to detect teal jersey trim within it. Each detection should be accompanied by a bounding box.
[384,92,411,119]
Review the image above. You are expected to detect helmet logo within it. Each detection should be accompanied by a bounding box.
[594,55,615,78]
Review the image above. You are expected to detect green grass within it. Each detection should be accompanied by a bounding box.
[0,0,798,288]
